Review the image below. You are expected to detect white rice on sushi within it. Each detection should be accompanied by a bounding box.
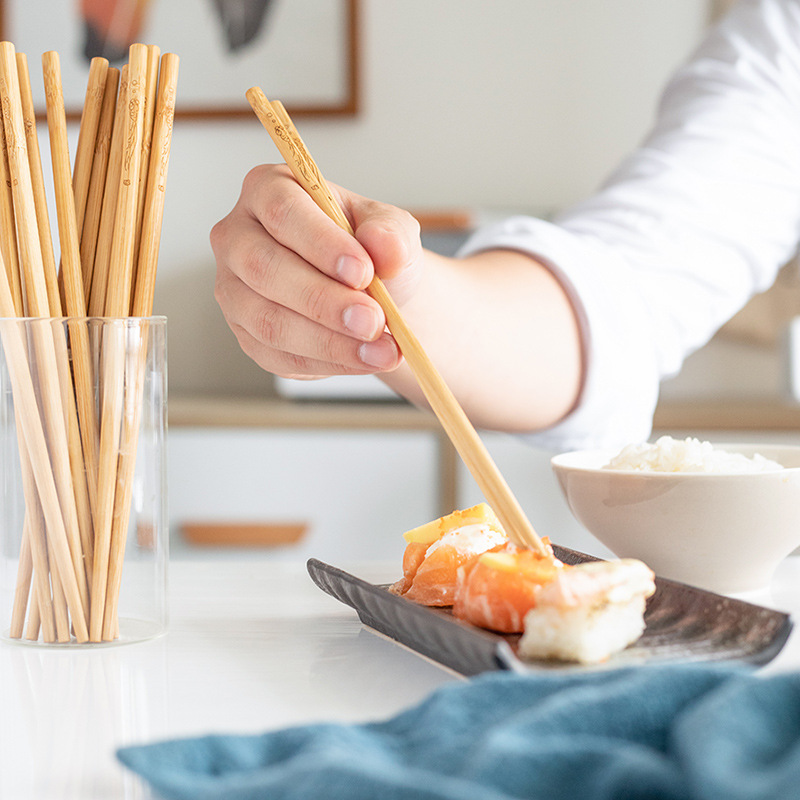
[518,559,655,665]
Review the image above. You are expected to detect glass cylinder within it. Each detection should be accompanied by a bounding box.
[0,317,168,646]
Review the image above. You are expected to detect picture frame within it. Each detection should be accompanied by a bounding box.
[0,0,359,119]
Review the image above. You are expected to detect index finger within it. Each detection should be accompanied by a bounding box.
[242,164,374,292]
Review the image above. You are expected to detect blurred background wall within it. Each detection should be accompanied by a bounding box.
[146,0,718,398]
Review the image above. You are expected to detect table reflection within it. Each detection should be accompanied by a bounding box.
[0,637,168,800]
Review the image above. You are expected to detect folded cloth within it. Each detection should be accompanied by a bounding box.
[117,663,800,800]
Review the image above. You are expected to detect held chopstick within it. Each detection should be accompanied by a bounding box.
[245,87,547,555]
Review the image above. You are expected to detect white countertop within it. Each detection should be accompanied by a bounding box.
[2,556,800,800]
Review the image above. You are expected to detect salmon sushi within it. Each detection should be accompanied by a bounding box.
[452,542,562,633]
[518,559,656,664]
[390,503,508,606]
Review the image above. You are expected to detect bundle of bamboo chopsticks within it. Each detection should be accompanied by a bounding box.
[0,42,178,643]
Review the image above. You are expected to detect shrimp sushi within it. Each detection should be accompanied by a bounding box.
[518,559,656,664]
[390,503,508,606]
[453,543,562,633]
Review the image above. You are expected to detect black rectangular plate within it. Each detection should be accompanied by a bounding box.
[307,545,793,675]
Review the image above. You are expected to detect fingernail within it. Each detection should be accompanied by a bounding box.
[343,304,380,340]
[359,339,398,369]
[336,255,367,288]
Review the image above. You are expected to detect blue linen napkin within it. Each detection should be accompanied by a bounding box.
[117,663,800,800]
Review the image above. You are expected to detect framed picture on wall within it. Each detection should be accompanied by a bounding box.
[0,0,359,118]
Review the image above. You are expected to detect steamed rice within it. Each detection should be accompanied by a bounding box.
[518,559,655,664]
[604,436,783,473]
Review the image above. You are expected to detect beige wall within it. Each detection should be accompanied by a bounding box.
[108,1,715,396]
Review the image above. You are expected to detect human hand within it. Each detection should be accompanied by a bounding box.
[211,164,423,380]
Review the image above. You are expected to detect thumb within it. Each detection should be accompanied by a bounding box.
[352,206,423,305]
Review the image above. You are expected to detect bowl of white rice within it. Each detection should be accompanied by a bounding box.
[551,436,800,593]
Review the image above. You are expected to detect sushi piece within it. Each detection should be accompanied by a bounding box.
[518,559,656,665]
[390,503,508,606]
[453,542,562,633]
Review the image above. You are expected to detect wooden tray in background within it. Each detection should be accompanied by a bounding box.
[181,522,307,547]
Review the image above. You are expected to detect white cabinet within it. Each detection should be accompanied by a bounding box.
[167,397,800,565]
[168,427,438,563]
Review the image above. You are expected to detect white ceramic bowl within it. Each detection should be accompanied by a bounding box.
[551,443,800,594]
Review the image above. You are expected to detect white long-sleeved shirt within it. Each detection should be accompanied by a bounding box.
[460,0,800,452]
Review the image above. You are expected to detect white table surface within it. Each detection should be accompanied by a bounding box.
[2,556,800,800]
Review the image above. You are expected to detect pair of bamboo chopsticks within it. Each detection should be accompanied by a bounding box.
[245,87,547,556]
[2,42,178,643]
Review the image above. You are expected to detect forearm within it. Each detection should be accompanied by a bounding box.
[379,248,584,433]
